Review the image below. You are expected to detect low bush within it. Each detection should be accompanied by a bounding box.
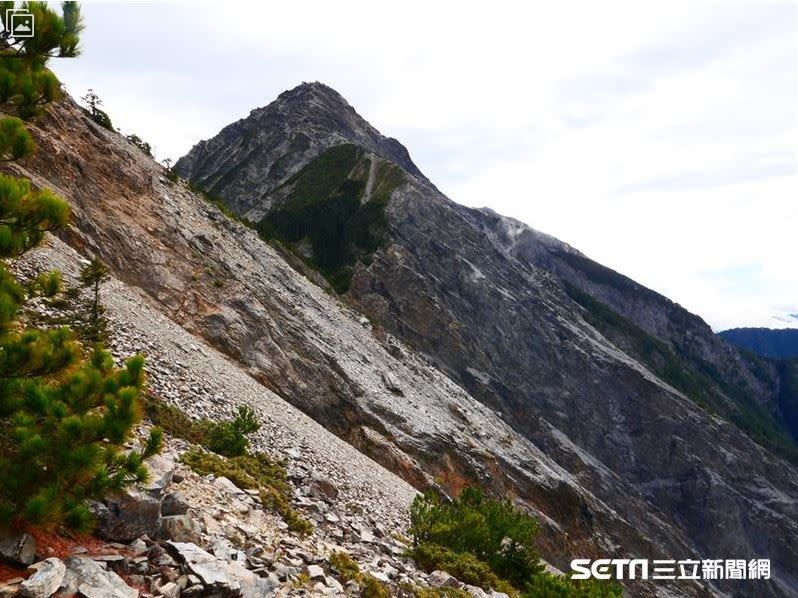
[410,487,540,588]
[409,487,621,597]
[204,405,259,457]
[143,398,259,457]
[410,542,513,595]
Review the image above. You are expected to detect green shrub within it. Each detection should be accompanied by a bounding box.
[144,399,260,458]
[410,487,540,588]
[204,405,260,457]
[329,551,360,582]
[125,134,152,156]
[142,395,209,444]
[410,542,513,594]
[361,574,390,598]
[31,270,62,298]
[409,487,620,597]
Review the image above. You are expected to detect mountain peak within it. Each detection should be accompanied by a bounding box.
[175,82,425,214]
[266,81,355,118]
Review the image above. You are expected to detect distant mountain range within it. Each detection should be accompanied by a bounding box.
[719,327,798,359]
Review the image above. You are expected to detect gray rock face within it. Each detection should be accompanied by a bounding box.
[0,530,36,567]
[465,207,798,446]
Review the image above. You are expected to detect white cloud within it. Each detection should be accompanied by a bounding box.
[50,1,797,331]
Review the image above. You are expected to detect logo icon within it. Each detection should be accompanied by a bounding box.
[7,9,34,38]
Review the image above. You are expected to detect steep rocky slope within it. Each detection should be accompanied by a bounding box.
[466,208,798,455]
[174,82,798,597]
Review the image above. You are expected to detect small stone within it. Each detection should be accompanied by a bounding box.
[312,581,327,592]
[143,454,177,496]
[61,556,137,598]
[428,569,458,588]
[213,476,242,494]
[91,554,129,573]
[128,538,148,555]
[157,581,180,598]
[308,476,339,503]
[306,564,325,580]
[158,515,202,544]
[0,577,24,598]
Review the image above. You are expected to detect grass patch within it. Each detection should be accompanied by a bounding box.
[410,542,514,595]
[143,396,259,458]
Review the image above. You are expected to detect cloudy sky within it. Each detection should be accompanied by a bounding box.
[51,1,797,331]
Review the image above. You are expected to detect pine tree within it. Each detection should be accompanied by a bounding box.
[79,88,112,129]
[79,256,109,343]
[0,2,161,533]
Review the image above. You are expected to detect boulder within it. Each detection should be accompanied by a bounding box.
[212,476,242,495]
[19,558,66,598]
[156,581,180,598]
[428,569,459,588]
[158,515,202,544]
[142,454,177,497]
[90,554,129,574]
[160,491,190,517]
[308,476,339,503]
[380,371,403,395]
[0,577,24,597]
[97,488,161,542]
[463,585,489,598]
[61,556,137,598]
[0,530,36,567]
[166,541,273,597]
